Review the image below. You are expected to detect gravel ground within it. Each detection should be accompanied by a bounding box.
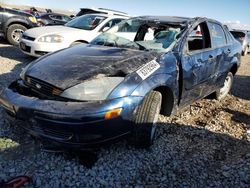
[0,39,250,187]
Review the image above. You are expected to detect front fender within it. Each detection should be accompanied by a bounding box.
[4,17,30,32]
[108,51,179,104]
[131,73,178,98]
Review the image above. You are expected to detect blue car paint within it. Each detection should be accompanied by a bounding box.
[0,16,242,149]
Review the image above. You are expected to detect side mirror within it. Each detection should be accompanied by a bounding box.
[102,27,110,32]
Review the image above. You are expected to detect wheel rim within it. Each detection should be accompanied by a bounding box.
[11,29,24,42]
[219,74,232,98]
[150,101,161,141]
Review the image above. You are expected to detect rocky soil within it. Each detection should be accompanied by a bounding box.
[0,40,249,187]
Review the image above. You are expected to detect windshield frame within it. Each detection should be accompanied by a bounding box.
[91,18,184,53]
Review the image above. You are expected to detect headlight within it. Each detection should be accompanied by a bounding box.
[20,63,33,80]
[38,35,64,43]
[60,77,124,101]
[28,16,37,23]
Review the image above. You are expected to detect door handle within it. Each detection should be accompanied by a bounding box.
[225,49,231,54]
[208,55,214,61]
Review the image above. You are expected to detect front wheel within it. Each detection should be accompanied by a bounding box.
[216,72,233,100]
[132,91,162,148]
[6,24,27,46]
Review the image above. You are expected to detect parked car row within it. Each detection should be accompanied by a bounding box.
[0,13,242,150]
[0,6,131,46]
[1,5,248,58]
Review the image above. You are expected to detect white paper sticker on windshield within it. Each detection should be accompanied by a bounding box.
[136,60,160,80]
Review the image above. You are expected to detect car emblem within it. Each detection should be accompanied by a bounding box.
[35,84,41,89]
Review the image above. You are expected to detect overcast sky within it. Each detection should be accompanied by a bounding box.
[4,0,250,26]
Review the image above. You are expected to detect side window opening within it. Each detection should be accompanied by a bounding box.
[100,19,124,32]
[117,19,141,32]
[225,29,234,44]
[208,22,227,48]
[187,22,211,52]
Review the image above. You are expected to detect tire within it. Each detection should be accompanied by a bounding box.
[6,24,27,46]
[132,91,162,148]
[215,72,233,100]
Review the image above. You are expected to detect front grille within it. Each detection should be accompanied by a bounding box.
[20,42,31,53]
[23,45,31,53]
[32,124,73,140]
[24,119,73,140]
[24,76,63,97]
[22,34,35,41]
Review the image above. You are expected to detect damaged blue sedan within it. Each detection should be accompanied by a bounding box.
[0,16,241,149]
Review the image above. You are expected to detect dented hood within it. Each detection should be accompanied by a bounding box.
[26,44,157,89]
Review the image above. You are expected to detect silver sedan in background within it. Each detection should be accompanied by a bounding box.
[19,14,128,57]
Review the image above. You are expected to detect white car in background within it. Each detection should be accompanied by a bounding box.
[19,14,129,57]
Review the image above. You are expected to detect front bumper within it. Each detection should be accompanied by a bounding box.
[19,38,68,57]
[0,86,143,149]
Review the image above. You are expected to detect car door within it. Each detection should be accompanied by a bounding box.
[180,21,216,106]
[207,21,230,89]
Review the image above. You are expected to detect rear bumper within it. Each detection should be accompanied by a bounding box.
[0,87,143,149]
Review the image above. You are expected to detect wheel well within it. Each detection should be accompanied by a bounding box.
[7,22,29,30]
[154,86,174,116]
[230,64,238,76]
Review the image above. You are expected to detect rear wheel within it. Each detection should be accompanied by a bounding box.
[132,91,162,148]
[6,24,27,46]
[215,72,233,100]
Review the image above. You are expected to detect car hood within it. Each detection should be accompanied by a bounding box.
[25,45,158,90]
[23,25,88,38]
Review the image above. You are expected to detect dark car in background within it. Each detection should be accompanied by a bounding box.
[0,6,37,45]
[0,16,241,150]
[37,13,72,26]
[230,30,250,56]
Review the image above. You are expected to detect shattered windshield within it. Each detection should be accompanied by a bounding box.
[91,18,182,52]
[65,15,106,30]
